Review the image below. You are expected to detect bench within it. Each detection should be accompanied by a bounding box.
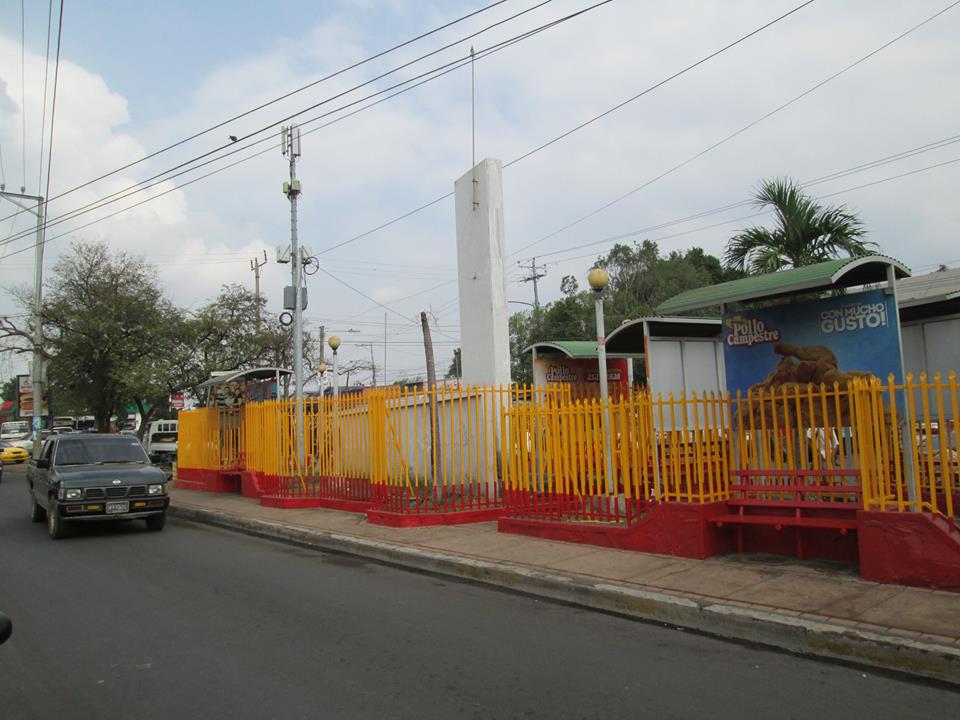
[713,468,862,557]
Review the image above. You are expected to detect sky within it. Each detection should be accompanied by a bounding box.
[1,0,958,386]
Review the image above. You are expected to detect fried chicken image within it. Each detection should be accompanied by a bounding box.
[739,341,878,428]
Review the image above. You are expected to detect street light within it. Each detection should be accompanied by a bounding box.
[588,267,616,497]
[327,336,341,477]
[328,336,341,398]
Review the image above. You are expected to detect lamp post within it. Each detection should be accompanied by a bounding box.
[588,267,616,497]
[327,336,341,476]
[328,336,341,398]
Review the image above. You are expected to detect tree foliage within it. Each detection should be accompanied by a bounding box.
[724,177,874,274]
[510,242,740,384]
[0,241,316,430]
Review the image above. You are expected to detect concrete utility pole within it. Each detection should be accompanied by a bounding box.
[518,257,547,312]
[0,188,46,444]
[281,125,304,464]
[250,250,268,332]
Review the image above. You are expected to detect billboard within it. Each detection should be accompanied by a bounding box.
[722,288,903,397]
[17,374,50,418]
[533,357,629,399]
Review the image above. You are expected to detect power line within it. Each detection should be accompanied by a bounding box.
[19,0,26,192]
[521,132,960,263]
[529,155,960,267]
[36,0,54,198]
[510,0,960,258]
[15,0,514,212]
[0,0,555,232]
[0,2,593,247]
[318,0,815,255]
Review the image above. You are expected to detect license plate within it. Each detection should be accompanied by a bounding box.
[105,501,129,514]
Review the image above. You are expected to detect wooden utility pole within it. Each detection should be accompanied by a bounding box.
[421,311,439,481]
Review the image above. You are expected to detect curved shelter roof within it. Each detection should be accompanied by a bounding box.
[197,367,292,389]
[605,317,721,355]
[522,340,634,359]
[656,255,910,315]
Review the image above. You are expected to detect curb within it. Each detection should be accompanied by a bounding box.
[169,503,960,686]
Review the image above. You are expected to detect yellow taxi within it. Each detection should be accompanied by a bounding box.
[0,441,29,464]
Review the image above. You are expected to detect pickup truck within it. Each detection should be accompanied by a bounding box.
[27,434,170,539]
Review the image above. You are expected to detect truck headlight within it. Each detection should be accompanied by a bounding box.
[147,484,164,496]
[62,488,83,500]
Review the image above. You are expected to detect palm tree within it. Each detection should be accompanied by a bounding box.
[724,178,875,274]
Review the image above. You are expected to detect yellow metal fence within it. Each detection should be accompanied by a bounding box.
[177,375,958,524]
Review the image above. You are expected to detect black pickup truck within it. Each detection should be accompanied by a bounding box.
[27,434,170,539]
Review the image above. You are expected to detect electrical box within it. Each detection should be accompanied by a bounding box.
[283,286,308,311]
[276,245,311,264]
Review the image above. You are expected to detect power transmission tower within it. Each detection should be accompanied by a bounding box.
[249,250,267,331]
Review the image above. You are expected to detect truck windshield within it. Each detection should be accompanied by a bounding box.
[54,438,149,466]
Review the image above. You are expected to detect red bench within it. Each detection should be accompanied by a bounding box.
[713,468,862,557]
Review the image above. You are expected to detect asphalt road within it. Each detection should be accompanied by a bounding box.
[1,464,958,720]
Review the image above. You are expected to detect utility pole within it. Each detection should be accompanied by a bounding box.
[421,311,439,480]
[250,250,268,332]
[281,124,304,465]
[0,187,46,444]
[383,312,387,387]
[369,343,376,386]
[518,257,547,312]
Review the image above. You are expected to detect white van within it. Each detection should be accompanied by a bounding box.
[144,419,178,462]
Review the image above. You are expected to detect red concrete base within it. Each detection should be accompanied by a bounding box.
[206,471,241,493]
[174,467,214,492]
[260,495,375,513]
[498,502,733,560]
[241,471,281,499]
[858,511,960,592]
[366,506,507,527]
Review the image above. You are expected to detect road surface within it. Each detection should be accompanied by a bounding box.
[1,464,957,719]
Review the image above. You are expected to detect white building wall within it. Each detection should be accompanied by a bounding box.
[455,159,511,387]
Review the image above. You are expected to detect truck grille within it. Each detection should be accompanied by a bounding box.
[82,486,147,500]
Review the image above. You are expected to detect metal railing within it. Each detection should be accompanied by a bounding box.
[177,374,957,526]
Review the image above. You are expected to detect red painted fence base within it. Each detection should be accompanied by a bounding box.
[367,506,507,527]
[260,494,375,513]
[858,511,960,592]
[498,502,733,560]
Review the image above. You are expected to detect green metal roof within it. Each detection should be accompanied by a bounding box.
[656,255,911,314]
[522,340,634,360]
[523,341,598,359]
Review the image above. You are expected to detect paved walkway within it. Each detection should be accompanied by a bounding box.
[168,488,960,683]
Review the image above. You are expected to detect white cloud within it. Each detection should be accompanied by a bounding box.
[1,0,959,381]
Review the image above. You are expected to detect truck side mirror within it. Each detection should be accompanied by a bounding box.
[36,458,49,469]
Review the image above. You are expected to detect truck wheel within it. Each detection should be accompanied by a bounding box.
[144,513,166,532]
[30,492,46,522]
[47,501,68,539]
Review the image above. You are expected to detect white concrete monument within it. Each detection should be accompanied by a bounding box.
[455,159,511,387]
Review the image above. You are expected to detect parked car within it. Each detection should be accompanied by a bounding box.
[0,441,29,464]
[27,434,170,539]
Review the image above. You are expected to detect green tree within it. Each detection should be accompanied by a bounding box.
[445,348,462,380]
[1,376,17,402]
[724,177,874,274]
[19,241,185,431]
[508,243,740,383]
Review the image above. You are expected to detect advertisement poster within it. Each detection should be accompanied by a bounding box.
[17,374,51,418]
[722,288,903,397]
[533,357,629,399]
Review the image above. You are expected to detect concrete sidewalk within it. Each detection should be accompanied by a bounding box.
[168,488,960,685]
